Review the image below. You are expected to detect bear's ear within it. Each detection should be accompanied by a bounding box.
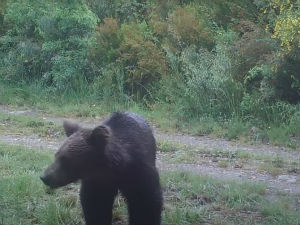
[63,120,80,137]
[88,125,111,147]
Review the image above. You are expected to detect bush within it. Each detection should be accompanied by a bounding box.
[240,93,298,125]
[94,63,130,110]
[119,22,167,100]
[86,0,115,20]
[271,49,300,103]
[168,5,214,49]
[0,0,45,81]
[231,20,276,83]
[116,0,151,22]
[0,0,7,35]
[226,119,249,140]
[254,0,300,104]
[162,43,243,119]
[287,110,300,137]
[89,17,120,69]
[38,2,98,90]
[0,0,98,91]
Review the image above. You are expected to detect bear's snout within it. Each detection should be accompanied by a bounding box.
[40,174,50,186]
[40,172,65,189]
[40,174,46,183]
[40,173,57,188]
[40,162,78,188]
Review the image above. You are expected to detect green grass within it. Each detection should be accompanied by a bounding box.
[218,160,229,168]
[0,81,299,148]
[157,140,299,173]
[161,171,299,225]
[226,119,250,140]
[257,165,282,176]
[267,126,294,148]
[0,142,299,225]
[0,112,63,138]
[157,140,187,153]
[0,143,83,225]
[260,197,300,225]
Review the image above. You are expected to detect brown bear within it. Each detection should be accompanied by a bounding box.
[40,112,162,225]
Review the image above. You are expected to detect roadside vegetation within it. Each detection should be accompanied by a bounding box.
[0,0,299,147]
[1,142,299,225]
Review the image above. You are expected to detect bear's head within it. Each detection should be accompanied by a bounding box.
[40,120,111,188]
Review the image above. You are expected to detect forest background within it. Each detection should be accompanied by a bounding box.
[0,0,299,146]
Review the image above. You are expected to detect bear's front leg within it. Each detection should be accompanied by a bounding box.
[121,168,163,225]
[80,181,118,225]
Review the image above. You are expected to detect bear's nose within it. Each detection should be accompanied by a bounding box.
[40,175,47,184]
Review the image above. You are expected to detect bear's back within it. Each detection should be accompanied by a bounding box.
[104,112,156,165]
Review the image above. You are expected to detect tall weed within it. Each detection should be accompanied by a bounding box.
[162,44,243,120]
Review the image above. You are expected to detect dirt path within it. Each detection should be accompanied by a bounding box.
[0,105,299,195]
[154,130,300,161]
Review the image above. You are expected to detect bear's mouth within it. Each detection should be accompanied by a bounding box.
[40,175,58,188]
[40,171,79,189]
[40,174,67,189]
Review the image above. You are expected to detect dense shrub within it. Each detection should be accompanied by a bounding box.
[119,22,167,99]
[254,0,300,103]
[168,5,214,49]
[89,18,120,67]
[240,93,298,125]
[0,0,97,90]
[0,0,7,35]
[161,43,243,119]
[231,20,276,83]
[116,0,151,22]
[86,0,115,20]
[272,49,300,103]
[94,63,128,106]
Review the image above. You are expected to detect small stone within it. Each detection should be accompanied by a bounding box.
[278,175,297,183]
[212,158,218,162]
[234,164,243,168]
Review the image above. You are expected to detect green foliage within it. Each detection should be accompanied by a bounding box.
[96,63,129,107]
[240,93,298,125]
[162,42,243,119]
[272,49,300,103]
[287,109,300,137]
[255,0,300,53]
[254,0,300,103]
[0,0,98,90]
[226,119,249,140]
[90,17,120,67]
[231,21,276,83]
[119,21,167,99]
[0,0,299,144]
[116,0,152,22]
[86,0,116,20]
[0,0,7,35]
[168,5,214,49]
